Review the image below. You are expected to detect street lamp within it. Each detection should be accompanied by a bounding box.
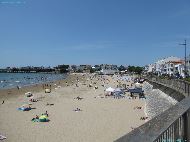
[179,40,187,78]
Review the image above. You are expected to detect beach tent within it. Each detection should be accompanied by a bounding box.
[114,88,124,96]
[114,88,122,92]
[45,89,51,93]
[105,87,115,96]
[105,87,115,92]
[135,82,141,88]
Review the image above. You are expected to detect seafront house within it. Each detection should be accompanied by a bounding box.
[99,64,118,70]
[74,65,92,73]
[174,63,185,78]
[144,64,155,74]
[99,64,119,75]
[163,60,184,77]
[146,56,185,78]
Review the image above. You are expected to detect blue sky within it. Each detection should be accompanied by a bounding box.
[0,0,190,67]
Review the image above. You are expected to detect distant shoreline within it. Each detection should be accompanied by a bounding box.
[0,72,69,90]
[0,73,84,100]
[0,72,59,74]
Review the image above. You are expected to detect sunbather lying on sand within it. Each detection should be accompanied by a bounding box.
[30,99,38,102]
[18,105,32,111]
[31,113,49,122]
[134,106,142,110]
[32,115,39,121]
[140,117,148,120]
[46,103,54,106]
[74,96,83,100]
[74,108,82,112]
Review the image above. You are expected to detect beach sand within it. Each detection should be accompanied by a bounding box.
[0,74,146,142]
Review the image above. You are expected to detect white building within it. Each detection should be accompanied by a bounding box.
[154,56,184,77]
[174,64,185,78]
[186,55,190,76]
[155,59,165,75]
[145,64,155,73]
[100,69,119,75]
[163,61,184,77]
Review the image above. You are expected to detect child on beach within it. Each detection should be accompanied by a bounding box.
[44,111,48,117]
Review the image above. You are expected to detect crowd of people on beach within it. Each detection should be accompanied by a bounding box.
[1,73,149,128]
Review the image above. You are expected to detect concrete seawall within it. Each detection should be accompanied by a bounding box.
[115,79,187,142]
[147,80,185,102]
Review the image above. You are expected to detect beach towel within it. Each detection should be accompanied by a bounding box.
[17,107,25,111]
[31,118,49,122]
[17,107,31,111]
[31,119,40,122]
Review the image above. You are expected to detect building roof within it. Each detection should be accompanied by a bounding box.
[156,56,182,64]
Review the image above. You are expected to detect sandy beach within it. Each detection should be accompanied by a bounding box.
[0,74,146,142]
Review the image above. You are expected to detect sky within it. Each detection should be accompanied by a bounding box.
[1,0,190,67]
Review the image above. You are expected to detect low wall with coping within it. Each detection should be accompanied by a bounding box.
[115,77,190,142]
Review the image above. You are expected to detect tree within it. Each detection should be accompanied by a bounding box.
[127,66,143,74]
[135,66,143,74]
[56,65,69,73]
[118,65,126,71]
[71,65,77,72]
[128,66,136,72]
[90,68,95,73]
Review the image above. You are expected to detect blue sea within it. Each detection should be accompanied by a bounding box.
[0,73,67,90]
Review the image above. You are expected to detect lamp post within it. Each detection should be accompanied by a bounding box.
[179,40,187,78]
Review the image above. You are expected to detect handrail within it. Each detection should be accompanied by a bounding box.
[115,77,190,142]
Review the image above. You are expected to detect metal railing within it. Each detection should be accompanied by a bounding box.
[115,77,190,142]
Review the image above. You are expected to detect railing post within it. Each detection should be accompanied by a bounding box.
[188,84,190,96]
[183,110,190,141]
[172,125,174,142]
[174,119,180,141]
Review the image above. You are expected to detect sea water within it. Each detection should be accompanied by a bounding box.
[0,73,67,89]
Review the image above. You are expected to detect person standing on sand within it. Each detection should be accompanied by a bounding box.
[44,111,48,117]
[2,100,4,104]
